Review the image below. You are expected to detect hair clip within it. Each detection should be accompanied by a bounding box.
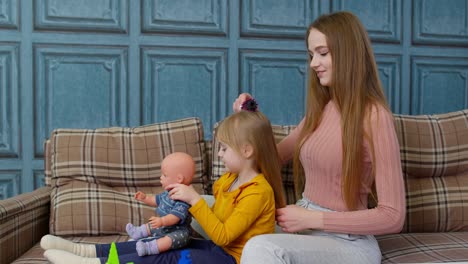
[241,98,258,112]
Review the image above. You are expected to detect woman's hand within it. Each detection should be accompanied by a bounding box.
[166,183,201,206]
[276,205,324,233]
[232,93,253,113]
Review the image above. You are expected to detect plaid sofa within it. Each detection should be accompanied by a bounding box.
[1,110,467,264]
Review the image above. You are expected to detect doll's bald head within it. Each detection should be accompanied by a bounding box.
[161,152,195,186]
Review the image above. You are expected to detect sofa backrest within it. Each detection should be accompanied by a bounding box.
[395,110,468,232]
[44,110,468,235]
[44,117,208,236]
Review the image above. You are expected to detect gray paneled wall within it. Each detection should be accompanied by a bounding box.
[0,0,467,199]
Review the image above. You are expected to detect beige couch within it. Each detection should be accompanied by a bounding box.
[1,110,467,264]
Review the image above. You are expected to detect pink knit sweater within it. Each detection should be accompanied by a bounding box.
[278,101,405,235]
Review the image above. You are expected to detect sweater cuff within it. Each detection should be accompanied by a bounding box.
[189,198,207,215]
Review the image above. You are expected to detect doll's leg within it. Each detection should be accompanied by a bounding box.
[136,228,191,256]
[136,236,172,256]
[125,223,150,240]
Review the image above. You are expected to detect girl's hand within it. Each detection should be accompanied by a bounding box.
[134,191,146,201]
[276,205,323,233]
[148,216,163,228]
[232,93,253,113]
[166,183,201,206]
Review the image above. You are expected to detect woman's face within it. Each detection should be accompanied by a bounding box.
[307,28,333,87]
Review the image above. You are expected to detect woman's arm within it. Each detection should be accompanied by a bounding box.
[320,107,406,235]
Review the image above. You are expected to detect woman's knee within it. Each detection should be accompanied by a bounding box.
[241,235,283,264]
[245,235,271,249]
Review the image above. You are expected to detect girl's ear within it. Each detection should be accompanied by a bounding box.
[241,144,254,159]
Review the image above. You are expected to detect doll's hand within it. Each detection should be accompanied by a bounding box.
[166,183,201,206]
[232,93,253,113]
[276,205,323,233]
[134,191,146,201]
[148,216,163,228]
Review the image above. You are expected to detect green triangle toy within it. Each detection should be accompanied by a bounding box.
[106,242,119,264]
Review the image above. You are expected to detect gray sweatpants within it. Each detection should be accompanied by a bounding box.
[241,197,382,264]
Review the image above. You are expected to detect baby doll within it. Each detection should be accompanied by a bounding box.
[125,152,195,256]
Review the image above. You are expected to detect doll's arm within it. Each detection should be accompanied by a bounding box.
[148,214,180,228]
[135,191,157,207]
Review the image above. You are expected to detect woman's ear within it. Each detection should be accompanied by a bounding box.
[241,144,254,159]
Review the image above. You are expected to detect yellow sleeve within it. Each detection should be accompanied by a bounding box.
[189,190,270,246]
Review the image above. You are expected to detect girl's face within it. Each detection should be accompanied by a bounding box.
[217,141,246,173]
[307,28,333,87]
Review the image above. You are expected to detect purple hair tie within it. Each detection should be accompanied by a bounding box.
[241,98,258,112]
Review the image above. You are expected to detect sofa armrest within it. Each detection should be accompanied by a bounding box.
[0,187,51,264]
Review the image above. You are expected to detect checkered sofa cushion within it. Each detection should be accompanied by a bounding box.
[48,117,208,236]
[210,123,297,204]
[394,110,468,233]
[0,187,50,264]
[378,232,468,263]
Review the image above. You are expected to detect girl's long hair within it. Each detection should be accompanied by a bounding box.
[216,111,286,209]
[293,11,389,210]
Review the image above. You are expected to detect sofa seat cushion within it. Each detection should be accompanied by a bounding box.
[11,235,130,264]
[377,232,468,263]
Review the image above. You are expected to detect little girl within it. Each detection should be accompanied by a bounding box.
[41,102,286,264]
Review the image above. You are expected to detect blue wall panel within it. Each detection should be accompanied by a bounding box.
[0,0,467,198]
[34,171,45,189]
[241,0,320,38]
[34,46,128,156]
[0,0,18,29]
[142,47,227,138]
[35,0,128,32]
[376,55,402,113]
[333,0,402,43]
[413,0,468,45]
[0,44,19,158]
[142,0,227,35]
[240,50,307,125]
[411,57,468,114]
[0,171,20,199]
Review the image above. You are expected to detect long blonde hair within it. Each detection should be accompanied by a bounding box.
[293,11,389,210]
[216,111,286,209]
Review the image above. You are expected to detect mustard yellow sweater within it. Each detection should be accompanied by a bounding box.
[189,172,276,263]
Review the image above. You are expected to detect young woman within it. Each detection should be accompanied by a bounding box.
[41,107,286,264]
[234,11,405,264]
